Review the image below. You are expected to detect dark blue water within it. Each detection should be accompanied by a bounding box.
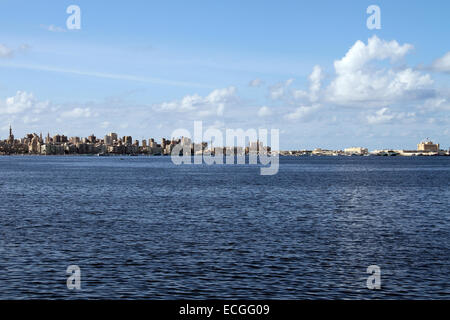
[0,156,449,299]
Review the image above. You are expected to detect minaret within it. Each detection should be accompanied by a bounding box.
[8,125,14,144]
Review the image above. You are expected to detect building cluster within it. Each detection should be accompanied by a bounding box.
[1,126,447,157]
[0,126,270,156]
[278,139,449,157]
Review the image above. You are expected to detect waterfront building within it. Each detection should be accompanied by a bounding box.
[104,135,113,146]
[123,136,133,145]
[53,134,61,143]
[417,139,439,152]
[344,147,369,155]
[88,134,96,144]
[28,136,40,153]
[109,133,118,142]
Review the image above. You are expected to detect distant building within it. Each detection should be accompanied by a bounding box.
[28,136,40,153]
[344,147,368,155]
[88,134,96,144]
[104,135,113,146]
[181,136,192,146]
[109,133,118,142]
[417,139,439,152]
[249,140,263,153]
[7,125,14,144]
[123,136,133,145]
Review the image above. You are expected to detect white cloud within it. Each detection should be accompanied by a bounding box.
[366,107,415,124]
[285,105,320,121]
[334,36,412,73]
[432,52,450,73]
[269,78,294,100]
[257,106,272,117]
[0,44,13,58]
[249,78,264,87]
[308,65,323,102]
[61,107,94,118]
[0,91,49,114]
[293,65,323,103]
[327,36,433,107]
[420,97,450,111]
[154,86,237,117]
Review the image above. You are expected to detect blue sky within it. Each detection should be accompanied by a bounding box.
[0,0,449,149]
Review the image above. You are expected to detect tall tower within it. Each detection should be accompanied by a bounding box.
[8,125,14,144]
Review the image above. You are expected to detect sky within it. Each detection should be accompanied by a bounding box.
[0,0,449,150]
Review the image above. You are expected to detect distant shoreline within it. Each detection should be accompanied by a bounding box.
[0,153,449,157]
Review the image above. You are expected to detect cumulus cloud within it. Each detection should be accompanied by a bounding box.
[420,97,450,111]
[327,36,433,107]
[61,107,95,118]
[293,65,323,103]
[0,91,49,115]
[366,107,415,124]
[257,106,272,117]
[284,105,320,121]
[432,52,450,73]
[269,78,294,100]
[154,86,237,117]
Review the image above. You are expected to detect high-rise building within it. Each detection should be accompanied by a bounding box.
[123,136,132,145]
[104,135,113,146]
[109,133,118,142]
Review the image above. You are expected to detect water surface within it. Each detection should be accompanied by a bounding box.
[0,156,449,299]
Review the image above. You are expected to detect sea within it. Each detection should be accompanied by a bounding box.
[0,155,449,299]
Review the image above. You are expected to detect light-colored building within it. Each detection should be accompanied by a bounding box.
[104,135,113,146]
[417,140,439,152]
[28,136,40,153]
[344,147,368,155]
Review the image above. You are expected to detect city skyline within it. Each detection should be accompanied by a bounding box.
[0,1,449,150]
[1,124,447,156]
